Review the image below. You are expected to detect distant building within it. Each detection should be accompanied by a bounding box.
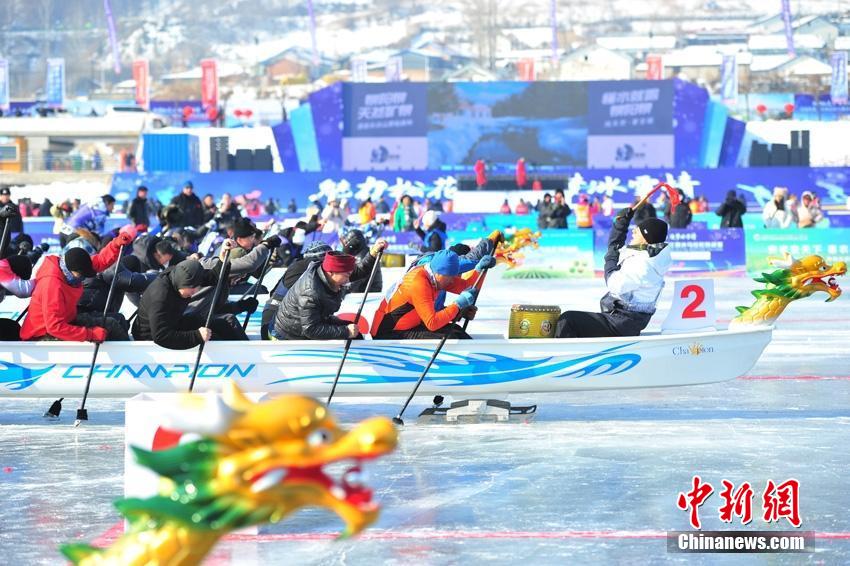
[443,63,500,82]
[260,47,334,82]
[559,46,632,81]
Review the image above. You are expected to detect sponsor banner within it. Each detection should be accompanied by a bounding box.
[593,227,746,276]
[781,0,796,57]
[830,52,848,105]
[344,83,427,137]
[720,55,738,103]
[112,170,459,208]
[104,0,122,73]
[745,228,850,275]
[45,58,65,107]
[517,59,535,81]
[200,59,218,110]
[452,228,595,279]
[150,100,206,123]
[587,135,674,168]
[0,59,9,111]
[646,54,664,80]
[792,93,850,121]
[342,137,428,170]
[112,166,850,215]
[454,166,850,208]
[587,80,673,135]
[132,59,150,109]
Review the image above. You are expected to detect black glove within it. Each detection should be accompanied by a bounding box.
[238,297,259,314]
[617,206,634,221]
[40,243,50,252]
[0,203,18,219]
[262,235,282,249]
[613,207,634,229]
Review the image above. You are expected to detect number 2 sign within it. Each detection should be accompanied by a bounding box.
[661,279,717,333]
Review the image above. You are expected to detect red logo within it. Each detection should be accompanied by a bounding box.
[718,480,754,525]
[762,479,801,528]
[676,475,714,529]
[677,476,801,529]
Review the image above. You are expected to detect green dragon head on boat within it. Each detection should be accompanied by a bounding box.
[60,382,398,566]
[731,253,846,328]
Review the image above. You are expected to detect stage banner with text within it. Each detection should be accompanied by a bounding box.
[452,229,595,279]
[745,228,850,274]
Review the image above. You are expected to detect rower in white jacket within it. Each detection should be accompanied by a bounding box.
[557,207,671,338]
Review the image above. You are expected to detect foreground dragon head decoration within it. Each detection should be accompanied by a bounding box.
[494,228,541,269]
[61,383,398,566]
[730,253,846,328]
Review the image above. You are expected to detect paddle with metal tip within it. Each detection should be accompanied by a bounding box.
[327,248,384,405]
[74,241,129,427]
[43,397,63,420]
[188,244,233,393]
[237,223,279,302]
[392,266,489,426]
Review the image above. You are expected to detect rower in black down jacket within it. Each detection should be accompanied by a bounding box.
[131,260,228,350]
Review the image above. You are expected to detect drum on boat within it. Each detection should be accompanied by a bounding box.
[508,304,560,338]
[381,253,406,268]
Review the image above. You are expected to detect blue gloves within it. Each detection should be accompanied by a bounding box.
[476,255,496,271]
[455,287,478,310]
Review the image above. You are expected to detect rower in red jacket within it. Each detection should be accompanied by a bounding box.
[20,226,136,342]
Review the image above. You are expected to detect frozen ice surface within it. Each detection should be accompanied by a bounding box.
[1,276,849,564]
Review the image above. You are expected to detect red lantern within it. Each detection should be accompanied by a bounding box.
[784,103,795,115]
[244,109,253,119]
[234,109,243,117]
[756,104,767,114]
[182,105,193,118]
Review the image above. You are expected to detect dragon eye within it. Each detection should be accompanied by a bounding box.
[820,265,828,271]
[307,428,332,447]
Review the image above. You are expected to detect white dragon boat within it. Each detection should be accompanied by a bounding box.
[0,252,842,400]
[0,327,771,398]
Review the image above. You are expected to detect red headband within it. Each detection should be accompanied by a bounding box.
[322,252,357,273]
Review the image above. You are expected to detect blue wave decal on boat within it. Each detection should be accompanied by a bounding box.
[0,361,55,391]
[267,343,640,387]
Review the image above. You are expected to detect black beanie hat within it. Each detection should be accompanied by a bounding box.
[449,243,471,256]
[64,247,97,278]
[170,261,210,289]
[341,229,367,254]
[638,218,668,245]
[233,219,256,239]
[7,255,32,280]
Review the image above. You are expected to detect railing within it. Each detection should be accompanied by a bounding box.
[12,151,131,173]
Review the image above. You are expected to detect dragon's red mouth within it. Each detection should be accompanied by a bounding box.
[802,275,842,292]
[249,460,376,511]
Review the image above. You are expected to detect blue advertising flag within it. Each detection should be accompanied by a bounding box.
[781,0,796,57]
[720,55,738,103]
[831,52,848,105]
[45,58,65,107]
[0,59,9,111]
